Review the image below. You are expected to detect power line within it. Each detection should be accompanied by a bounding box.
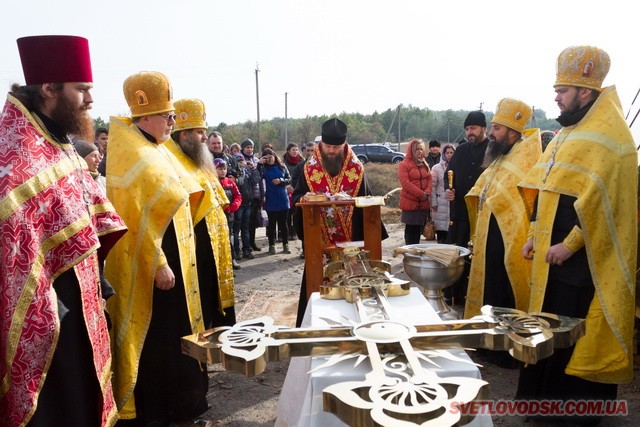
[625,86,640,120]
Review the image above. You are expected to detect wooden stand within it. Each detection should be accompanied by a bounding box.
[297,200,382,301]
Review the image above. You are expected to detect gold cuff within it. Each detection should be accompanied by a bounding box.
[157,253,168,269]
[527,221,536,239]
[562,225,584,253]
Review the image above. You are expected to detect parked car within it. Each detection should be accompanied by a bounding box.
[351,143,405,164]
[381,141,400,150]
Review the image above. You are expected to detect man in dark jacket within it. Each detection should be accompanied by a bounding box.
[239,138,265,251]
[95,127,109,175]
[234,153,261,260]
[425,139,441,168]
[443,111,489,305]
[207,131,238,179]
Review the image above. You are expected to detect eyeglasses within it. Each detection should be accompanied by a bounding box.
[157,113,177,122]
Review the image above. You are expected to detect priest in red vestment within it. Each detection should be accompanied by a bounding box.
[0,35,126,426]
[292,118,387,325]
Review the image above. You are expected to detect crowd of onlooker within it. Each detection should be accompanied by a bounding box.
[206,134,316,267]
[73,125,321,272]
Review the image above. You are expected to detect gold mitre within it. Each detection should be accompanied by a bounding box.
[173,99,207,131]
[123,71,174,118]
[491,98,532,133]
[554,45,610,92]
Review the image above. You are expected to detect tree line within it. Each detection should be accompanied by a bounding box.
[94,104,560,152]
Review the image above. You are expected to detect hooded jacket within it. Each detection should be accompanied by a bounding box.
[398,139,432,211]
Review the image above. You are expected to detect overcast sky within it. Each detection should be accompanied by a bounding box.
[1,0,638,141]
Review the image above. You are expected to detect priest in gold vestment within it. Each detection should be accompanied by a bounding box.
[517,46,637,423]
[169,98,236,328]
[464,98,541,319]
[105,72,209,424]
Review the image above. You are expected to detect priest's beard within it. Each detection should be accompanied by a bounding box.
[482,136,508,169]
[179,133,214,172]
[559,90,582,116]
[50,94,94,142]
[320,150,344,177]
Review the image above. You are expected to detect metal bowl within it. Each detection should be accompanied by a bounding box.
[401,244,470,291]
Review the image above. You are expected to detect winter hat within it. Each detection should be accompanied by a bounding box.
[463,111,487,128]
[214,158,227,168]
[73,140,99,158]
[540,130,556,151]
[241,138,254,149]
[429,139,441,148]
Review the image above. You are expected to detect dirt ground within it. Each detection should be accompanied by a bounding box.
[193,223,640,426]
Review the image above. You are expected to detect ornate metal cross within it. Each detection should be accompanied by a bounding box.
[182,303,584,426]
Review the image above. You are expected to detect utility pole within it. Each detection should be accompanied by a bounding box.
[284,92,288,149]
[531,106,536,127]
[447,118,450,143]
[385,104,399,143]
[255,63,260,144]
[396,104,401,143]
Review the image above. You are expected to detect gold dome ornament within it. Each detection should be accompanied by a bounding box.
[123,71,174,117]
[173,99,207,131]
[554,45,610,92]
[491,98,532,133]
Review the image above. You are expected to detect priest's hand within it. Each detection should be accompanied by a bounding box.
[444,189,455,201]
[545,243,573,266]
[155,265,175,290]
[300,192,315,202]
[522,238,534,260]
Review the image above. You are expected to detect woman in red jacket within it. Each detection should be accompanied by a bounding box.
[398,138,432,244]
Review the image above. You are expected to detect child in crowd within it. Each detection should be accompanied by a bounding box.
[215,158,242,269]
